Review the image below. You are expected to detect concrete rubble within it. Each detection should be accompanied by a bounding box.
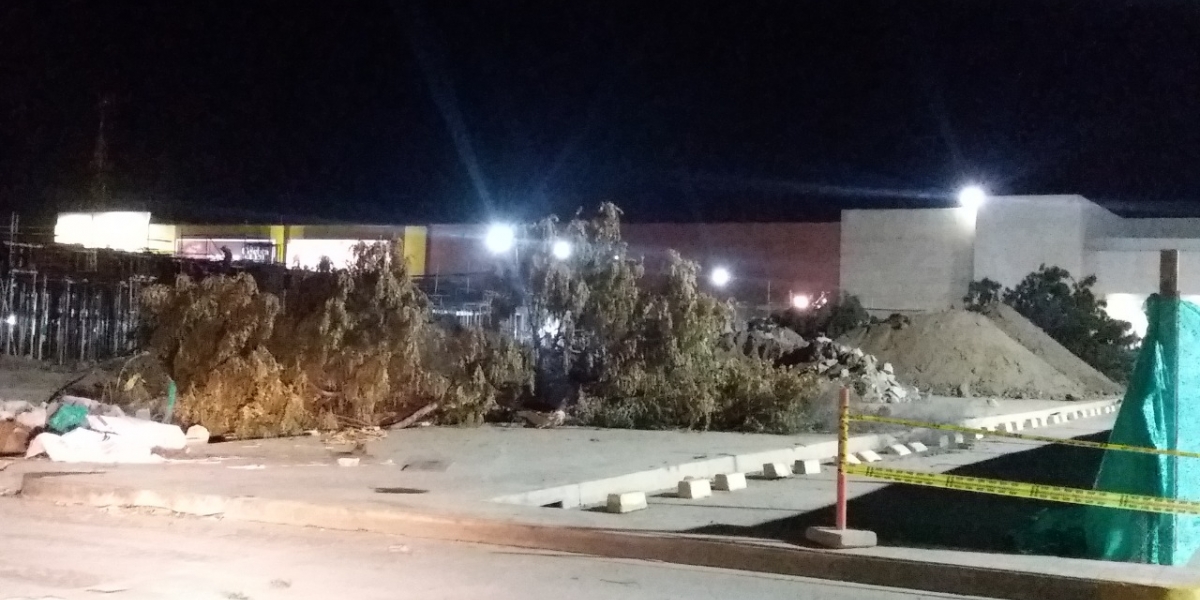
[0,396,190,464]
[723,321,915,403]
[806,336,915,403]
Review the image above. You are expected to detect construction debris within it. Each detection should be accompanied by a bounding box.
[840,309,1091,399]
[804,336,915,403]
[517,409,568,427]
[26,428,165,464]
[724,320,808,363]
[723,322,914,403]
[185,425,211,445]
[2,392,188,463]
[390,402,439,430]
[0,421,30,455]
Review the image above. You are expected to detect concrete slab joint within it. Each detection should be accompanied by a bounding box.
[678,478,712,500]
[606,492,648,514]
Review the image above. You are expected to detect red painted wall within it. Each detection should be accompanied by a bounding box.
[426,222,842,305]
[622,222,841,304]
[426,224,490,276]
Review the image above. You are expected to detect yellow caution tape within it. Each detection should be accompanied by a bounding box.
[844,463,1200,516]
[851,413,1200,460]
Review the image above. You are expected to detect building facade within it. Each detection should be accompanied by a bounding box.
[55,194,1199,336]
[840,195,1200,335]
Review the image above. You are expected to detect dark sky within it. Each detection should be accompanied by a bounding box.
[3,1,1200,226]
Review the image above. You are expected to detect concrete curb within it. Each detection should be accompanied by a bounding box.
[19,473,1196,600]
[961,399,1121,432]
[491,399,1121,508]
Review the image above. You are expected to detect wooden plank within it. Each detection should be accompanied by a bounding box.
[1161,249,1179,296]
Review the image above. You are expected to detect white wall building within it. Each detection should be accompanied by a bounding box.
[840,195,1200,337]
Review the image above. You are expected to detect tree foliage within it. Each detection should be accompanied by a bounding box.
[965,265,1138,382]
[140,204,825,436]
[514,204,824,433]
[141,242,531,437]
[963,278,1003,311]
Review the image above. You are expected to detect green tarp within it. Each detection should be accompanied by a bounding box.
[1086,295,1200,565]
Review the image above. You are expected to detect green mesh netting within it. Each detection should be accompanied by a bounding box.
[1085,294,1200,565]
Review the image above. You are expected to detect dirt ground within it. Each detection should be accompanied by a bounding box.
[841,310,1090,399]
[0,356,85,405]
[982,303,1123,396]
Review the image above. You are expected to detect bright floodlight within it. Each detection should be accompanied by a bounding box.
[4,314,14,326]
[958,185,987,210]
[791,293,811,311]
[710,267,731,288]
[484,224,516,254]
[551,239,572,260]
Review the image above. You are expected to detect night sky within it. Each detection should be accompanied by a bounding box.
[3,1,1200,227]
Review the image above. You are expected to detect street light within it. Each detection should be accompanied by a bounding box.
[710,266,731,288]
[484,224,516,254]
[551,239,572,260]
[791,293,811,311]
[958,185,987,210]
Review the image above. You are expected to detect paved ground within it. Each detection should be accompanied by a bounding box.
[0,499,987,600]
[172,391,1090,500]
[14,408,1200,598]
[630,415,1118,550]
[1,400,1121,532]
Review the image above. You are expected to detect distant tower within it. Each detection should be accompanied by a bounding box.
[89,94,114,210]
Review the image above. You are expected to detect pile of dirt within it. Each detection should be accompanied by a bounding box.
[981,303,1123,396]
[839,310,1087,399]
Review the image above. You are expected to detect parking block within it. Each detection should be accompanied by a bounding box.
[714,473,747,491]
[763,462,792,479]
[606,492,648,514]
[678,478,712,500]
[793,459,821,475]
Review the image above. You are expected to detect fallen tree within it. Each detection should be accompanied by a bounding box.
[140,243,531,438]
[135,205,827,437]
[510,204,826,433]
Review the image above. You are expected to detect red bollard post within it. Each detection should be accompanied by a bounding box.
[836,386,849,530]
[805,385,877,548]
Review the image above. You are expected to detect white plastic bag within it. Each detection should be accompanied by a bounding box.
[85,415,187,451]
[25,429,164,464]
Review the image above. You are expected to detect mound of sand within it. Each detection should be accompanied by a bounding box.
[981,303,1124,396]
[839,310,1087,399]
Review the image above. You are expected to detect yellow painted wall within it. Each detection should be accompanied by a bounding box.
[146,224,177,253]
[269,225,286,263]
[403,226,427,276]
[158,220,428,272]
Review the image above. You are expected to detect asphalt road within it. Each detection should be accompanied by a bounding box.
[0,499,986,600]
